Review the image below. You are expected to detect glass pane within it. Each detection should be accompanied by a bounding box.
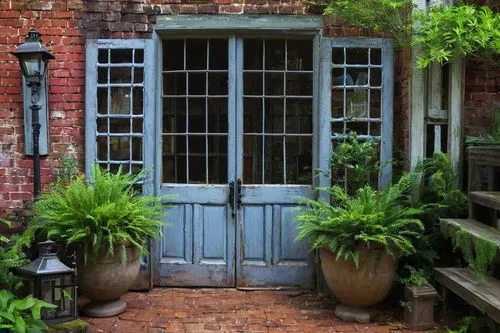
[346,48,369,64]
[345,121,368,135]
[97,88,108,115]
[164,73,186,96]
[332,48,344,64]
[265,99,283,133]
[98,49,108,63]
[188,98,206,133]
[371,68,382,87]
[110,137,130,160]
[287,40,313,71]
[96,118,107,133]
[371,90,381,119]
[110,67,132,83]
[132,87,143,115]
[163,40,184,71]
[97,136,107,160]
[265,40,285,70]
[207,98,228,133]
[286,136,312,185]
[332,122,345,136]
[132,118,143,134]
[286,73,312,96]
[189,135,205,155]
[186,39,207,70]
[370,48,381,65]
[110,87,131,114]
[134,67,144,84]
[243,136,262,184]
[244,39,263,70]
[244,98,263,133]
[331,89,344,118]
[163,98,186,133]
[208,73,228,95]
[346,68,368,87]
[98,67,107,84]
[163,133,188,183]
[286,99,312,134]
[110,49,133,63]
[188,73,206,95]
[208,136,227,184]
[244,73,263,95]
[209,39,228,70]
[332,68,351,87]
[370,122,381,136]
[264,136,283,184]
[134,49,144,64]
[265,73,284,96]
[132,137,142,161]
[347,89,369,119]
[109,118,131,133]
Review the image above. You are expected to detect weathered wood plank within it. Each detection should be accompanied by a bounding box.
[440,218,500,246]
[469,192,500,211]
[435,267,500,324]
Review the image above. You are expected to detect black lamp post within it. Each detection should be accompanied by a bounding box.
[11,29,54,198]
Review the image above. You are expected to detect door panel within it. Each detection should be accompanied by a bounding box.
[157,37,236,287]
[236,38,316,288]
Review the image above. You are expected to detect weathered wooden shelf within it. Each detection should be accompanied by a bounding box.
[440,218,500,246]
[469,192,500,211]
[435,267,500,324]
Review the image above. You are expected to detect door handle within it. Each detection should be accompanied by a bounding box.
[236,178,242,210]
[229,180,235,218]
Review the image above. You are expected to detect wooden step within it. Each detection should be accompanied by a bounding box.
[435,267,500,324]
[440,218,500,246]
[469,192,500,211]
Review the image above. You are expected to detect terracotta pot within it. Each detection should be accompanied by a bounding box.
[78,244,140,317]
[320,247,396,307]
[403,285,438,331]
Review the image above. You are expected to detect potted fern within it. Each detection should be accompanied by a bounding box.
[296,134,425,308]
[23,165,166,317]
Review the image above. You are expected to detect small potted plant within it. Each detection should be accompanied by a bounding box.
[23,165,167,317]
[400,266,438,331]
[296,133,426,309]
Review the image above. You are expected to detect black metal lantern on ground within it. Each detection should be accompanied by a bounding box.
[17,241,77,324]
[11,28,54,198]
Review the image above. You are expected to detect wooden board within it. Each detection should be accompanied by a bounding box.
[469,192,500,211]
[440,218,500,246]
[435,267,500,324]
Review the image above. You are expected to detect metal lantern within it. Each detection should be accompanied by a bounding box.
[11,29,54,81]
[17,241,77,324]
[10,28,54,198]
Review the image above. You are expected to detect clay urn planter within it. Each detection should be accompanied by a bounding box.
[78,244,140,317]
[403,284,438,331]
[320,247,396,307]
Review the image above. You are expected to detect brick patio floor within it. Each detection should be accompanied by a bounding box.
[82,288,428,333]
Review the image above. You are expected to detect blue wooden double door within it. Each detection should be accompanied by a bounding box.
[156,37,316,287]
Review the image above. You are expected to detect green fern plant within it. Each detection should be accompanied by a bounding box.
[465,109,500,146]
[296,173,425,267]
[23,165,168,264]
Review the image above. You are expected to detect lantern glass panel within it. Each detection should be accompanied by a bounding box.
[21,53,43,78]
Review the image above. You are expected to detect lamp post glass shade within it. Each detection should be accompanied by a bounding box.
[17,241,77,324]
[11,29,54,80]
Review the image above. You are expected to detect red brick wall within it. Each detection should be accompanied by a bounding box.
[0,0,85,215]
[464,60,500,137]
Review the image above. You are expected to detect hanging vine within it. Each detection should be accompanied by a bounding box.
[440,220,499,279]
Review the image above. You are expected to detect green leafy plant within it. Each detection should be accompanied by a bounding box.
[296,172,425,267]
[330,131,380,189]
[414,5,500,68]
[23,165,167,264]
[0,289,57,333]
[447,315,500,333]
[318,0,414,47]
[440,220,499,279]
[398,265,429,287]
[0,236,29,291]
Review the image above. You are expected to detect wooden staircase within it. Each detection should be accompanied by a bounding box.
[435,146,500,323]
